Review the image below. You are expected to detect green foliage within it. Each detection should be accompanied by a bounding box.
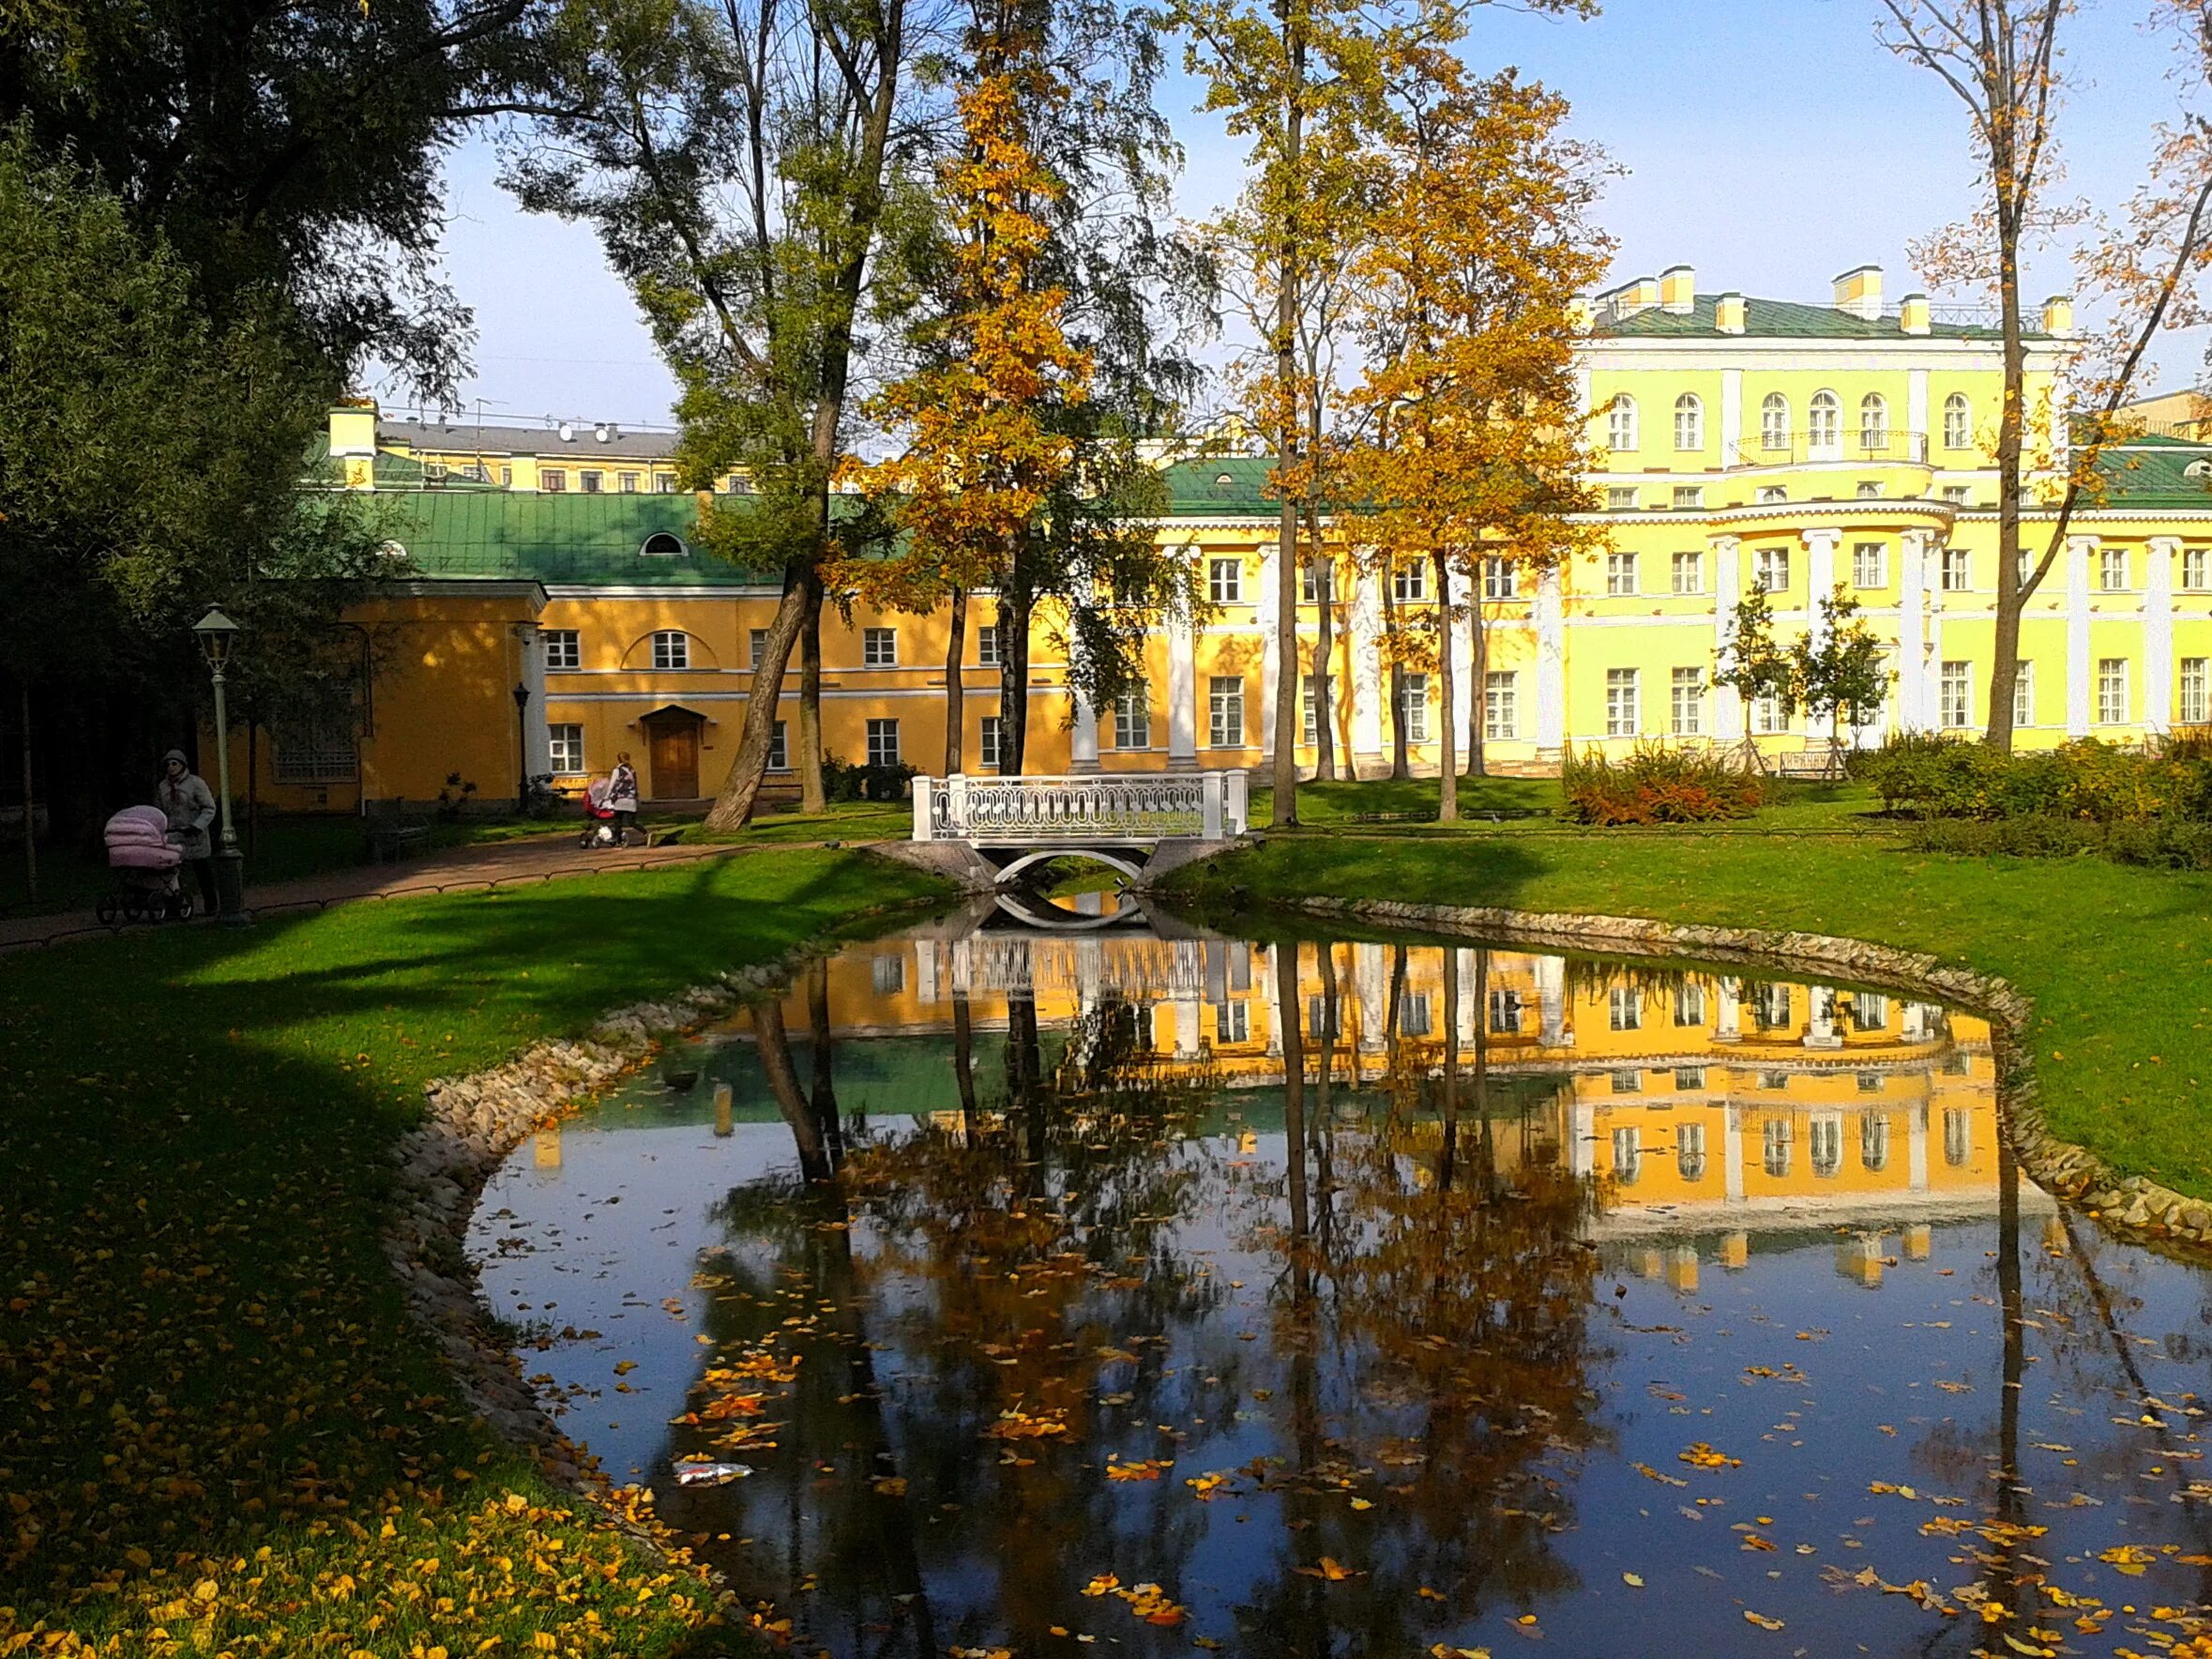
[1857,734,2212,825]
[1710,586,1793,713]
[819,753,917,802]
[1900,814,2212,870]
[1560,741,1765,826]
[1791,586,1891,738]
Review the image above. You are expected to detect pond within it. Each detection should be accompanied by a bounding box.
[470,905,2212,1659]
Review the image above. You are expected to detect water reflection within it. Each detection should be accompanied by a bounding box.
[477,915,2212,1659]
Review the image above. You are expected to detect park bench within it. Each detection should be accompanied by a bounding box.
[366,823,430,862]
[1772,748,1848,784]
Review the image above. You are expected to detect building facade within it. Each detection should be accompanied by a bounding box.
[250,262,2212,811]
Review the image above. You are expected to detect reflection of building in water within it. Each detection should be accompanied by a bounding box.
[738,925,2007,1240]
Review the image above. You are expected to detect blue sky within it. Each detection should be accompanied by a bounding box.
[382,0,2208,431]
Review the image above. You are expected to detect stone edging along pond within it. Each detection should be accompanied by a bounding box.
[1272,895,2212,1256]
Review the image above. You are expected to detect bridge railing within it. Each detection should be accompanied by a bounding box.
[913,771,1250,845]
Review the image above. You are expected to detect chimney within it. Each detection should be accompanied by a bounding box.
[1832,264,1885,321]
[1659,265,1697,314]
[1568,295,1596,335]
[1899,293,1932,336]
[327,400,378,492]
[1601,275,1661,320]
[2041,294,2075,335]
[1715,293,1746,335]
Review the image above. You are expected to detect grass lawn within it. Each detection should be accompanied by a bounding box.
[1172,790,2212,1200]
[0,846,949,1654]
[1247,773,1887,832]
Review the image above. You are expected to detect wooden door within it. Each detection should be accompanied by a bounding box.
[648,720,699,799]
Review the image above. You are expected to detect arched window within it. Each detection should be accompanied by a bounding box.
[1809,390,1841,452]
[1811,1116,1842,1178]
[1674,393,1704,451]
[1609,394,1639,452]
[1860,1113,1890,1173]
[1944,393,1971,450]
[1760,393,1790,451]
[1677,1122,1708,1182]
[1859,393,1889,453]
[639,531,688,557]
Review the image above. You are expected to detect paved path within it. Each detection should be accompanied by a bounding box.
[0,834,780,952]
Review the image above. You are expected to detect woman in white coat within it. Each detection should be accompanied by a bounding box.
[156,749,219,913]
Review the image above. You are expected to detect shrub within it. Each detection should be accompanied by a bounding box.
[1858,734,2212,825]
[1901,814,2212,870]
[1561,743,1764,826]
[820,753,917,802]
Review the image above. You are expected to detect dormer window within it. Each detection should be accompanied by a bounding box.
[639,531,688,557]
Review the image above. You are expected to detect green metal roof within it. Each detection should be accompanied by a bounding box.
[377,491,776,585]
[1163,456,1277,516]
[2092,434,2212,510]
[1594,295,2033,342]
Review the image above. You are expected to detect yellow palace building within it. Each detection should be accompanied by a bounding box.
[258,260,2212,811]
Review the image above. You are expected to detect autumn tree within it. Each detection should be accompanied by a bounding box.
[1343,53,1606,820]
[1878,0,2212,751]
[1792,587,1893,751]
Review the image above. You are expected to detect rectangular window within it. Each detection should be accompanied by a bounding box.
[1674,983,1706,1026]
[1217,1000,1250,1043]
[979,715,1003,770]
[1940,661,1972,729]
[1673,485,1704,510]
[1209,556,1243,604]
[2099,547,2128,591]
[1749,690,1787,735]
[863,627,898,667]
[2184,548,2211,591]
[618,471,640,493]
[652,631,689,671]
[871,953,905,995]
[1605,667,1639,737]
[1940,547,1972,591]
[1482,556,1519,600]
[1607,486,1639,511]
[1400,991,1432,1038]
[1305,996,1341,1040]
[580,469,604,494]
[1674,1066,1707,1091]
[1755,484,1787,505]
[2013,662,2035,729]
[1605,553,1638,596]
[1208,677,1245,748]
[1488,987,1523,1033]
[543,630,580,671]
[2097,657,2129,725]
[1609,987,1641,1031]
[749,628,767,670]
[1942,484,1970,505]
[1611,1070,1643,1094]
[1853,542,1886,588]
[1670,552,1703,595]
[767,721,788,771]
[865,718,901,768]
[499,465,513,487]
[654,472,677,493]
[547,723,584,774]
[1754,546,1790,592]
[1396,673,1430,742]
[1302,564,1333,604]
[977,619,1001,667]
[541,468,567,492]
[1114,691,1151,748]
[1484,672,1518,741]
[2181,658,2210,725]
[1392,560,1428,603]
[1670,666,1704,737]
[1301,674,1321,746]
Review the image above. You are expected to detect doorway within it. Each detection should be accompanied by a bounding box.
[644,710,703,799]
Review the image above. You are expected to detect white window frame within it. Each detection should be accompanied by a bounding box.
[1605,667,1640,738]
[1609,986,1642,1030]
[977,619,1002,667]
[1670,666,1704,737]
[1612,1127,1643,1185]
[541,467,568,492]
[2097,657,2129,725]
[1605,552,1638,596]
[1481,556,1519,600]
[618,471,640,493]
[547,723,585,774]
[1606,486,1639,511]
[863,626,899,667]
[1940,547,1972,592]
[1609,394,1639,451]
[1852,542,1886,588]
[1944,393,1971,449]
[1396,672,1431,742]
[1858,393,1888,453]
[1753,546,1790,593]
[2178,658,2208,725]
[2013,662,2036,729]
[979,714,1003,770]
[865,718,901,768]
[1114,691,1151,748]
[654,472,677,493]
[767,721,789,771]
[1940,660,1973,729]
[1942,484,1971,505]
[2098,547,2128,592]
[1673,485,1704,510]
[1302,564,1334,604]
[1760,392,1789,450]
[749,628,767,670]
[1217,1000,1250,1043]
[1755,484,1788,505]
[1750,691,1789,736]
[1208,556,1243,604]
[651,630,689,671]
[1392,560,1428,603]
[1673,393,1703,451]
[1208,677,1245,748]
[1808,389,1841,454]
[1485,672,1518,741]
[1671,551,1704,595]
[1677,1122,1708,1182]
[580,469,604,494]
[2184,548,2212,592]
[543,629,581,671]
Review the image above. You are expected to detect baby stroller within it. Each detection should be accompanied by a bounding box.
[98,805,193,924]
[579,777,628,848]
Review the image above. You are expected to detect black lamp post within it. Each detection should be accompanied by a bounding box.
[512,680,531,813]
[191,607,251,926]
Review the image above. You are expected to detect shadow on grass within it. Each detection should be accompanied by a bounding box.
[0,847,947,1652]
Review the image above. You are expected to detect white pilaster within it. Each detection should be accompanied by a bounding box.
[1356,943,1386,1055]
[1256,540,1280,765]
[1166,608,1199,771]
[1174,996,1200,1058]
[1535,563,1567,754]
[2146,536,2178,734]
[1723,1107,1745,1203]
[1907,368,1930,453]
[1536,953,1568,1047]
[1720,368,1743,466]
[1710,535,1743,741]
[1801,528,1841,647]
[1908,1103,1930,1194]
[1714,977,1741,1043]
[1804,985,1841,1049]
[1447,566,1475,758]
[518,624,552,776]
[1350,568,1385,767]
[1069,686,1100,773]
[1897,531,1930,733]
[2067,535,2096,737]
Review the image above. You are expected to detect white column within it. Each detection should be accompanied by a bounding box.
[1535,563,1567,755]
[1720,368,1743,466]
[1569,1100,1595,1178]
[1356,943,1386,1055]
[1710,535,1743,740]
[2145,536,2178,734]
[1069,686,1100,773]
[1166,609,1199,771]
[1448,566,1475,758]
[1804,985,1841,1049]
[1897,531,1930,733]
[1908,1102,1930,1193]
[1925,597,1946,733]
[1350,568,1385,768]
[1174,996,1201,1058]
[1536,953,1569,1046]
[1723,1106,1745,1203]
[519,625,552,777]
[1801,528,1841,648]
[1714,977,1742,1043]
[1256,540,1280,766]
[2067,535,2096,737]
[1907,368,1931,455]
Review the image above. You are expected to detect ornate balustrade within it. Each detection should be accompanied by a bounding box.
[914,771,1249,846]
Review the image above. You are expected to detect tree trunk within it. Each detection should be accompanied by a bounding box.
[1983,106,2028,754]
[1000,594,1031,774]
[1466,596,1488,780]
[1269,12,1307,830]
[1435,552,1457,822]
[756,996,831,1182]
[705,567,809,830]
[943,586,967,775]
[16,678,36,906]
[798,565,826,813]
[1438,941,1460,1192]
[1276,939,1310,1303]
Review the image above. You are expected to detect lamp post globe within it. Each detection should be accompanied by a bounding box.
[192,606,250,927]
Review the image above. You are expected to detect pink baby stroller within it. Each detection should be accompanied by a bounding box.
[98,806,193,924]
[579,777,625,848]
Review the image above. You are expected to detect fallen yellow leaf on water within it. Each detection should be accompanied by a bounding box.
[1349,1497,1374,1511]
[1999,1636,2054,1657]
[1417,1586,1447,1602]
[1679,1443,1742,1469]
[1623,1572,1644,1588]
[1743,1610,1784,1631]
[613,1360,637,1375]
[1295,1556,1358,1582]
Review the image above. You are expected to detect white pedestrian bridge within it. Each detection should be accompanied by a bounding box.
[910,771,1250,886]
